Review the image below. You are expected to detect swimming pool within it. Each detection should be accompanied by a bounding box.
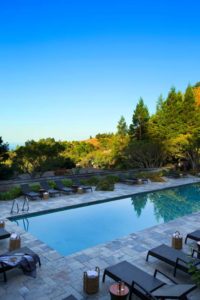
[11,183,200,256]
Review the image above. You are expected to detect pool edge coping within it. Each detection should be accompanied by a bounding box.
[8,179,200,221]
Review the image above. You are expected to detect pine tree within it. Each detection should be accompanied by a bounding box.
[117,116,128,136]
[129,98,150,140]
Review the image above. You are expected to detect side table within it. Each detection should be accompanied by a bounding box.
[77,187,84,194]
[83,267,100,294]
[109,283,129,300]
[39,189,49,200]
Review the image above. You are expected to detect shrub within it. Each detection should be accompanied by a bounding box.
[95,178,114,191]
[0,186,21,200]
[30,183,41,192]
[48,180,56,188]
[62,179,73,187]
[82,176,100,186]
[104,175,119,184]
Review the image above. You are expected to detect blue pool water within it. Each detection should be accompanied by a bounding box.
[12,183,200,255]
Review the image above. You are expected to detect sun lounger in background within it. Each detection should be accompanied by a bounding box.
[21,184,40,200]
[40,181,61,197]
[54,180,74,194]
[72,177,92,192]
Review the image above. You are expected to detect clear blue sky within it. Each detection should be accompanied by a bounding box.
[0,0,200,145]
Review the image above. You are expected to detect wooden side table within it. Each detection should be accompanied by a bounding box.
[77,187,84,194]
[0,220,5,228]
[9,233,21,251]
[109,283,129,300]
[83,267,100,294]
[39,189,49,200]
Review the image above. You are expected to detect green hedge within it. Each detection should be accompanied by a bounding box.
[95,178,114,191]
[62,179,73,187]
[30,183,41,192]
[103,175,119,183]
[82,176,100,186]
[0,186,21,200]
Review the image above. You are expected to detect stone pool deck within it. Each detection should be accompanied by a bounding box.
[0,176,200,299]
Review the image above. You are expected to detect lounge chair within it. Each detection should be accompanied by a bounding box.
[72,177,92,192]
[119,174,138,185]
[62,295,77,300]
[103,260,196,299]
[54,180,74,194]
[185,229,200,244]
[0,228,10,240]
[119,174,148,185]
[146,243,200,276]
[40,181,61,197]
[21,184,40,200]
[0,246,41,282]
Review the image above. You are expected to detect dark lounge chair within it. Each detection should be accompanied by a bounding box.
[0,246,41,282]
[0,228,11,240]
[54,180,74,194]
[40,181,61,197]
[185,229,200,244]
[62,295,77,300]
[21,184,40,200]
[72,177,92,192]
[119,174,138,184]
[119,174,148,185]
[146,244,200,276]
[103,260,196,300]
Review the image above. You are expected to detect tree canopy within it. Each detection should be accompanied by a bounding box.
[2,82,200,178]
[129,98,150,140]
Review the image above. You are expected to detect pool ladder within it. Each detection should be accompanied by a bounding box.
[10,197,29,214]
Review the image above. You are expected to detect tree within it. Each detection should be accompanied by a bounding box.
[0,137,9,163]
[129,98,150,140]
[117,116,128,136]
[125,140,167,168]
[182,85,200,133]
[13,139,71,177]
[156,94,164,112]
[194,82,200,88]
[183,131,200,170]
[0,137,13,179]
